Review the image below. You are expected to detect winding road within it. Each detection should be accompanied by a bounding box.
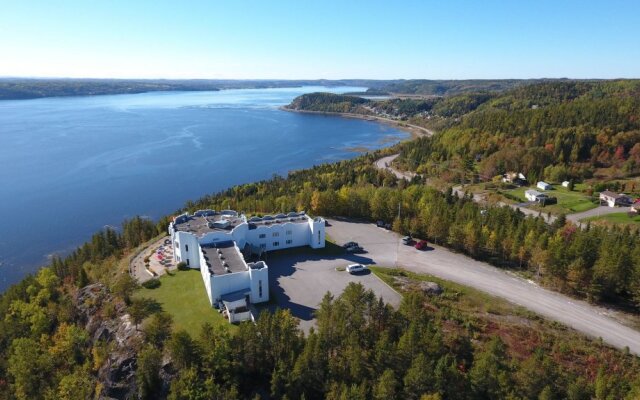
[327,218,640,355]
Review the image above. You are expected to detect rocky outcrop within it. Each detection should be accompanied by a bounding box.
[393,276,443,295]
[75,284,143,400]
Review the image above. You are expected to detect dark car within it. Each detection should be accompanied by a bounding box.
[345,245,365,253]
[342,241,359,249]
[414,240,428,250]
[402,236,413,245]
[376,220,386,227]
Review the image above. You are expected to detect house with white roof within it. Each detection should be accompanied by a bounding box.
[525,189,549,202]
[537,181,553,191]
[599,191,633,208]
[168,210,325,323]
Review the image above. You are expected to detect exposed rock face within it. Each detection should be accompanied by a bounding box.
[75,284,142,400]
[393,276,443,295]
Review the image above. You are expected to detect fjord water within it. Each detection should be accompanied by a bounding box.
[0,86,407,291]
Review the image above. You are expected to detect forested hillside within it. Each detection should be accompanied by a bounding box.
[370,79,548,96]
[398,80,640,182]
[288,80,640,182]
[3,150,640,398]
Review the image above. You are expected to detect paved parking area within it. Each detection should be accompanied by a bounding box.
[325,217,640,355]
[267,247,401,332]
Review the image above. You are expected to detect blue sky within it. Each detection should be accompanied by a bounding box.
[1,0,638,79]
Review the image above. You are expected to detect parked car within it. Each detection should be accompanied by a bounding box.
[414,240,428,250]
[384,223,392,230]
[402,236,413,245]
[342,241,359,249]
[345,244,364,253]
[346,263,367,274]
[376,220,386,227]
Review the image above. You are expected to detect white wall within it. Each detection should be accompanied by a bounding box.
[248,263,269,303]
[173,231,201,269]
[210,271,251,304]
[245,221,311,252]
[309,217,325,249]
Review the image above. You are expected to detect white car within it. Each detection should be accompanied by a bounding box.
[346,263,367,274]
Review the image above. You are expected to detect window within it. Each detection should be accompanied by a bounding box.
[186,259,190,266]
[318,231,321,244]
[258,280,263,298]
[260,243,266,249]
[286,230,292,235]
[259,233,266,239]
[185,244,189,252]
[286,239,292,245]
[273,241,280,247]
[272,232,279,237]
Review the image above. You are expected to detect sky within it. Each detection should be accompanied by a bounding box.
[0,0,639,80]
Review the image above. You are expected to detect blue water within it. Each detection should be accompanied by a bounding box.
[0,86,407,291]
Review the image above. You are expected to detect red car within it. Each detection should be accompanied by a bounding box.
[414,240,428,250]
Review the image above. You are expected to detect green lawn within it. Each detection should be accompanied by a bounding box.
[136,269,234,333]
[582,212,640,225]
[503,185,597,215]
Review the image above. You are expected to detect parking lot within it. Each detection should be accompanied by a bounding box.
[267,242,401,332]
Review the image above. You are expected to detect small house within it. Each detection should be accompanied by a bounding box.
[561,181,570,188]
[525,189,548,202]
[502,172,528,186]
[599,191,633,208]
[537,181,553,191]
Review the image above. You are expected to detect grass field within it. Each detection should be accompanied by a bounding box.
[503,184,597,215]
[136,269,234,334]
[582,212,640,225]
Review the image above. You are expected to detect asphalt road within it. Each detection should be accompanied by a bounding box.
[375,154,416,181]
[267,248,401,332]
[567,205,632,223]
[326,218,640,354]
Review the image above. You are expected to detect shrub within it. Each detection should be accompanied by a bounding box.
[142,279,161,289]
[177,262,189,271]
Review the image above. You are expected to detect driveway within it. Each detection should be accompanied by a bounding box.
[267,247,401,332]
[326,218,640,355]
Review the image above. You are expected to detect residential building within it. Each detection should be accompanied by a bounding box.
[537,181,553,191]
[600,191,633,208]
[525,189,549,202]
[502,172,527,186]
[169,210,325,321]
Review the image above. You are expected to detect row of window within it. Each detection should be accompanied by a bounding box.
[258,230,293,239]
[259,239,293,249]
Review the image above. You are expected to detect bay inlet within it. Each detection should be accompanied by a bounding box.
[0,86,408,291]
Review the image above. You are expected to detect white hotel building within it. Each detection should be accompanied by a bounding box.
[169,210,325,321]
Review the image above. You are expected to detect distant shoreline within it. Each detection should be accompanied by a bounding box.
[280,107,434,139]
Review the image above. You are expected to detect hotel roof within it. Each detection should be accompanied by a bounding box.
[173,210,244,236]
[201,241,247,275]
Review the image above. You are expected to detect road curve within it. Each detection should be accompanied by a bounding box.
[375,154,417,181]
[326,218,640,354]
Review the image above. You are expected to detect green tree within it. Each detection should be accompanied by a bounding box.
[137,345,162,400]
[374,368,398,400]
[168,330,200,369]
[143,312,173,348]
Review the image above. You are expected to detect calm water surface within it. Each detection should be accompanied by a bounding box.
[0,86,407,291]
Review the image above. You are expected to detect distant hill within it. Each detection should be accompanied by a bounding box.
[0,78,383,100]
[370,78,574,96]
[397,79,640,182]
[0,78,564,100]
